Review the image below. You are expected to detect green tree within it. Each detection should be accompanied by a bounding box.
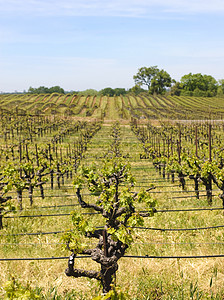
[217,79,224,96]
[170,81,183,96]
[49,86,65,94]
[28,86,65,94]
[79,89,98,96]
[100,87,115,97]
[129,85,147,95]
[180,73,217,96]
[113,88,127,96]
[150,69,172,94]
[133,66,172,94]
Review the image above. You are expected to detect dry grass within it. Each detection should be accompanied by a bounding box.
[1,123,224,299]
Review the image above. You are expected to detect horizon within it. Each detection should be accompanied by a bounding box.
[1,0,224,93]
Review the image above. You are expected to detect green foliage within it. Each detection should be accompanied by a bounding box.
[200,161,215,180]
[113,88,127,96]
[3,276,40,299]
[129,85,147,95]
[28,86,65,94]
[217,79,224,96]
[65,157,155,249]
[99,87,127,97]
[100,88,115,97]
[78,89,98,96]
[3,163,28,192]
[179,73,218,96]
[170,81,182,96]
[3,277,89,299]
[0,200,15,216]
[133,66,172,94]
[62,229,87,254]
[93,285,130,299]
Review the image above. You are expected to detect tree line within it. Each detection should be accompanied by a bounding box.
[133,66,224,97]
[27,67,224,97]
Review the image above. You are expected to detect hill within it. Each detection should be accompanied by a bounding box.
[1,93,224,120]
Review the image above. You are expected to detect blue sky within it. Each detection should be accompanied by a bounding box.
[0,0,224,92]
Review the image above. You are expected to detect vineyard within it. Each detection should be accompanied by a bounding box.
[1,93,224,120]
[1,95,224,298]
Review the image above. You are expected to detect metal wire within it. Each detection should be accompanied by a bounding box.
[1,254,224,261]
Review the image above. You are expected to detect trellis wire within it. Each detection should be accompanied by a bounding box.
[2,241,224,247]
[133,224,224,231]
[1,223,224,237]
[4,206,224,219]
[1,254,224,262]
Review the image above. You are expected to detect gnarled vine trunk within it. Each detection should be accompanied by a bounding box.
[65,232,127,293]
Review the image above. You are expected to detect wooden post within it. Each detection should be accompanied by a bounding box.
[208,123,212,205]
[35,144,39,167]
[209,123,212,162]
[0,211,3,229]
[26,144,29,161]
[195,126,198,158]
[178,126,181,163]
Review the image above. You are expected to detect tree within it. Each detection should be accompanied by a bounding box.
[63,157,155,295]
[49,86,65,94]
[150,69,172,94]
[133,66,172,94]
[99,88,128,97]
[170,81,183,96]
[129,85,147,95]
[217,79,224,96]
[99,87,115,97]
[78,89,98,96]
[28,86,65,94]
[180,73,217,96]
[113,88,127,96]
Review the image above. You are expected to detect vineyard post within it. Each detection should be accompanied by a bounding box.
[162,138,166,179]
[35,144,39,167]
[11,147,14,160]
[167,138,170,180]
[194,126,200,199]
[11,128,14,141]
[49,144,54,189]
[158,136,162,175]
[207,123,213,205]
[18,143,23,210]
[177,126,186,190]
[209,124,212,162]
[178,126,181,164]
[36,144,45,199]
[66,147,69,179]
[60,148,64,185]
[57,163,61,189]
[4,131,7,143]
[25,144,30,162]
[195,126,198,158]
[0,211,2,229]
[69,143,73,179]
[170,134,175,183]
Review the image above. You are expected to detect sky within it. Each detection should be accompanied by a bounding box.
[0,0,224,92]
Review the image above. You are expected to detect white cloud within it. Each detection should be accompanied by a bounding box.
[0,0,224,17]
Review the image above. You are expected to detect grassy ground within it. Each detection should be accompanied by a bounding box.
[1,123,224,299]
